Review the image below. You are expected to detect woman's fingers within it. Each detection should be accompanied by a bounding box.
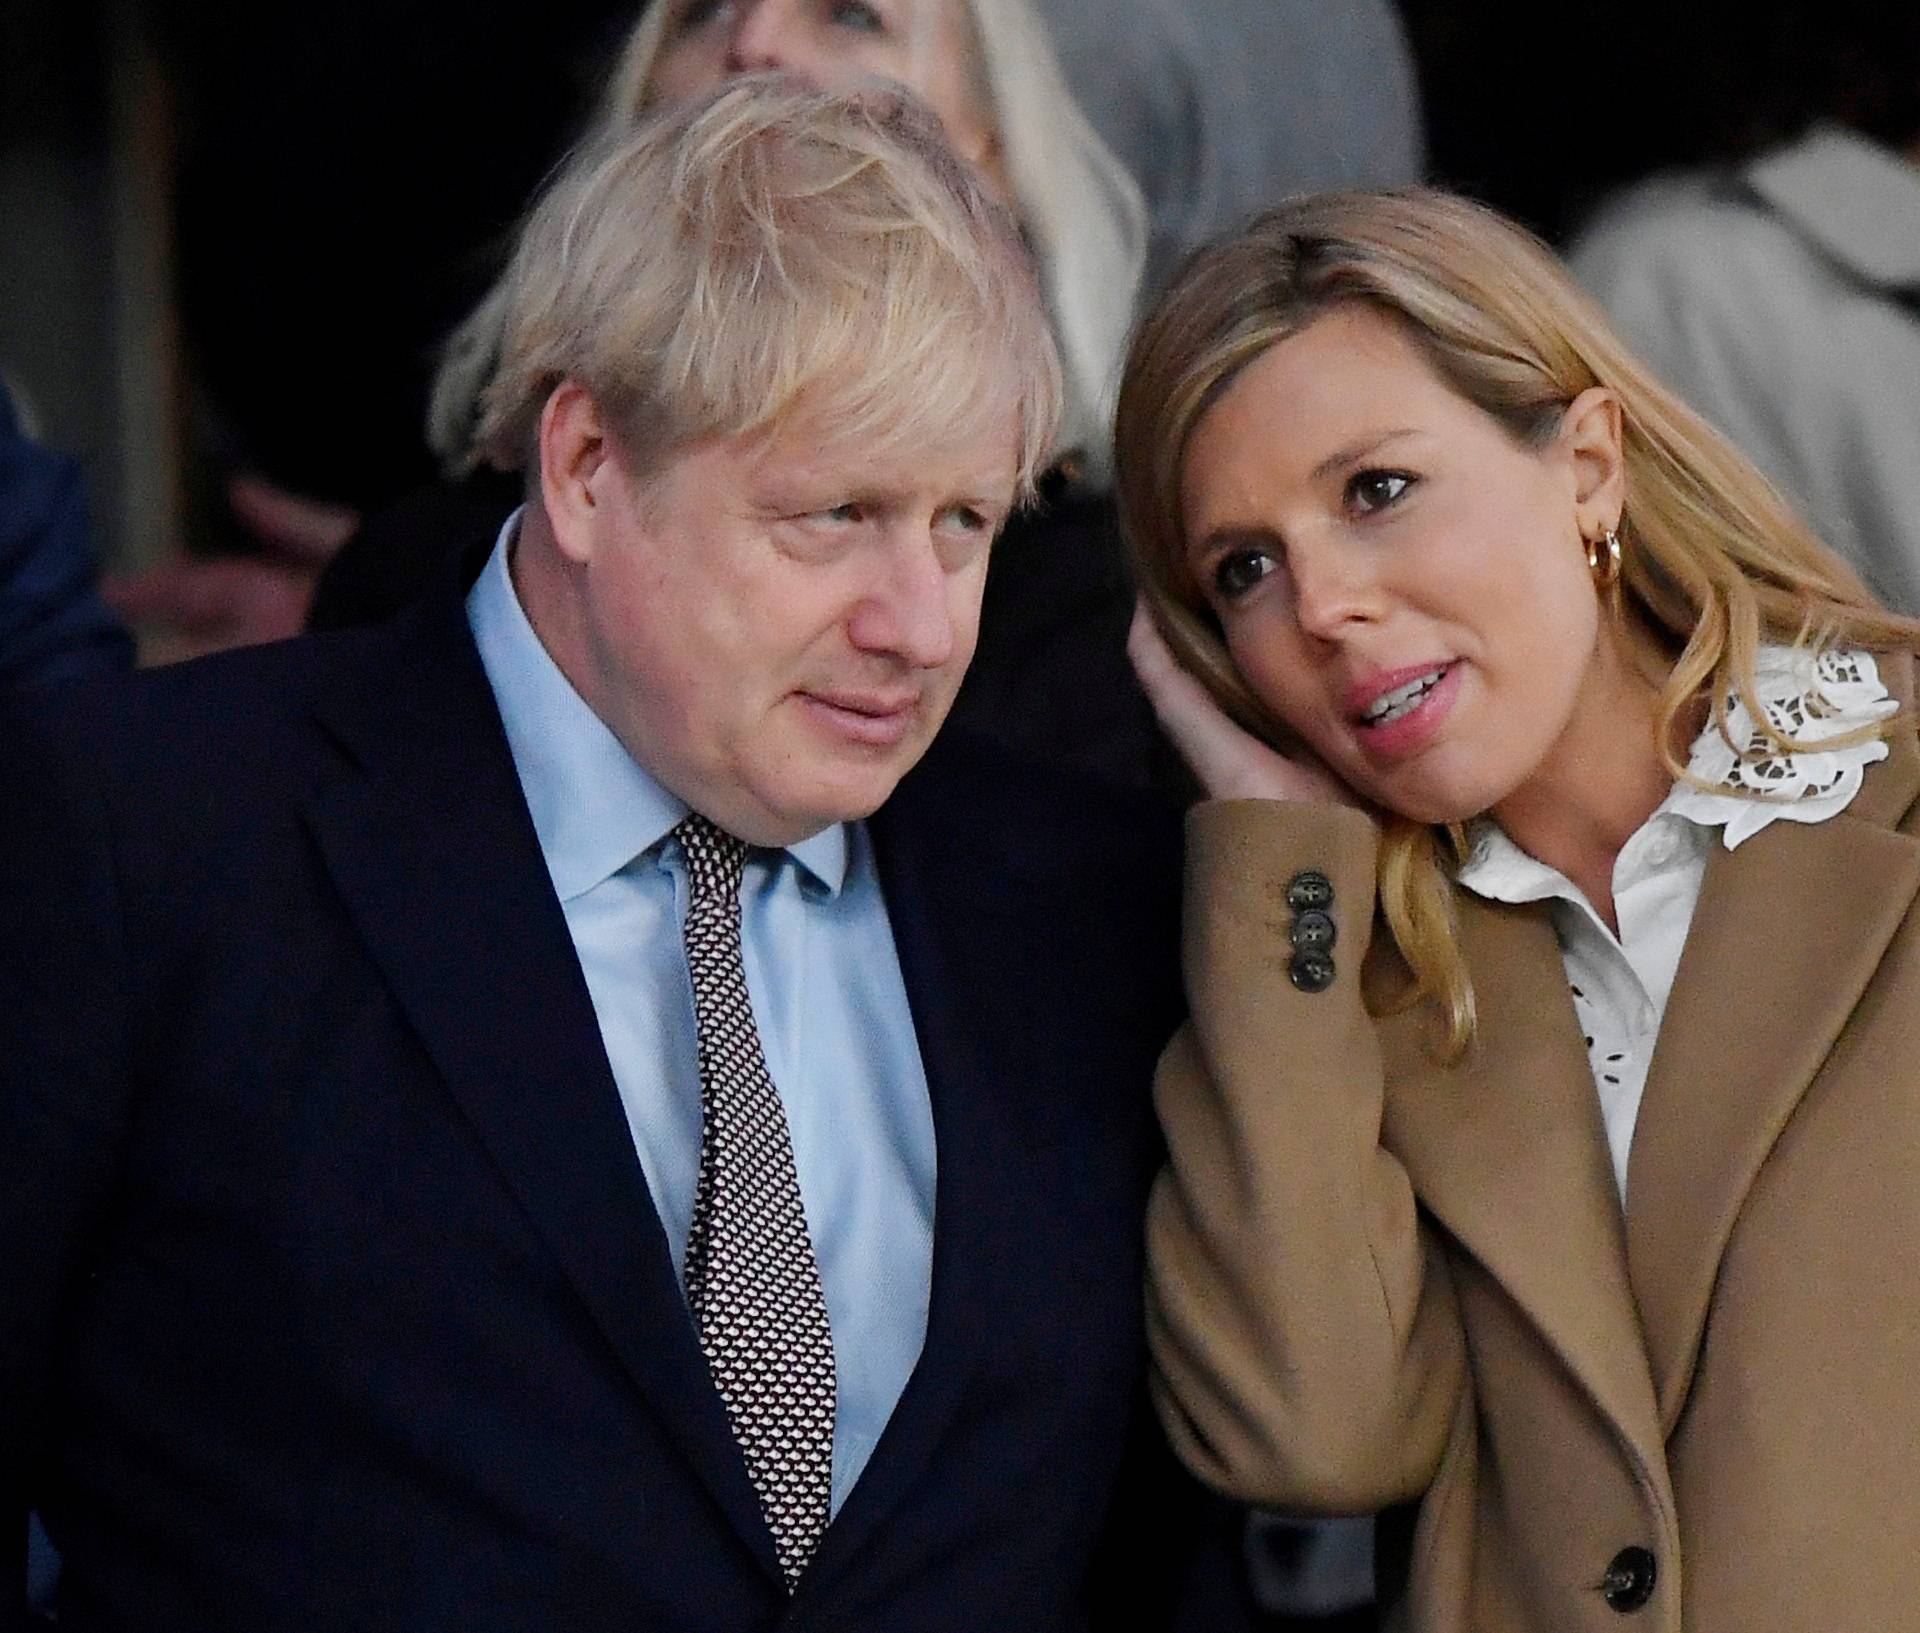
[1127,601,1230,738]
[1127,601,1356,807]
[228,475,362,566]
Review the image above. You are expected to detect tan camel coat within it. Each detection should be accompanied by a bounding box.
[1146,670,1920,1632]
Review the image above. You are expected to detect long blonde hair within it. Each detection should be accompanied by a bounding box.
[1116,189,1920,1057]
[430,0,1144,481]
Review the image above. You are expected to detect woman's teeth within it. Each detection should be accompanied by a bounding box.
[1364,667,1447,726]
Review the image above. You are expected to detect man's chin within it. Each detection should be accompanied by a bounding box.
[770,740,937,833]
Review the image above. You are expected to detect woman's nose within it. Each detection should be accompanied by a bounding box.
[1289,537,1383,641]
[723,0,799,72]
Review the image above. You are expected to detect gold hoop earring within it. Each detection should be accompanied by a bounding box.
[1585,527,1622,591]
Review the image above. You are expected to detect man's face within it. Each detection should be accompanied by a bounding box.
[559,408,1018,845]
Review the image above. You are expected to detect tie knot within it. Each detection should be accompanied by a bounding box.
[674,813,750,901]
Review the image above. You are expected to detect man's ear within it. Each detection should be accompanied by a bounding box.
[537,381,614,567]
[1559,386,1626,540]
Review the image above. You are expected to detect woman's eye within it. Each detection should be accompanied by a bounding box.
[674,0,729,29]
[827,0,886,31]
[1346,469,1414,513]
[1212,548,1277,603]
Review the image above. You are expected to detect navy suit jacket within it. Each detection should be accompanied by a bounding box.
[0,388,132,692]
[1,548,1227,1631]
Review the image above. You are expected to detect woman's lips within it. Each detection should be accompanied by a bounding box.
[1351,661,1461,759]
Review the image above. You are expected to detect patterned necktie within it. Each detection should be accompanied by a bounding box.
[674,813,837,1591]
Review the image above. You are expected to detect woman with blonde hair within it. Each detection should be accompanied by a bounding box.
[1119,187,1920,1630]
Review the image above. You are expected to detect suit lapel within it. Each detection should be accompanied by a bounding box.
[1626,695,1920,1430]
[798,769,1032,1589]
[1381,893,1665,1456]
[301,589,782,1581]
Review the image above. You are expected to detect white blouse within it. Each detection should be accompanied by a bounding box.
[1453,646,1896,1202]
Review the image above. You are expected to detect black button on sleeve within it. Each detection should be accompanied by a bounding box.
[1600,1546,1657,1612]
[1289,909,1337,953]
[1285,870,1334,912]
[1289,951,1336,993]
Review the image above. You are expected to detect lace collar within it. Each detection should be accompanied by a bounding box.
[1458,645,1895,896]
[1664,645,1894,849]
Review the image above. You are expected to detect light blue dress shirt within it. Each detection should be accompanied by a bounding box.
[468,513,936,1514]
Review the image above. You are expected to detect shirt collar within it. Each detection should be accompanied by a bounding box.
[467,508,849,902]
[1455,802,1707,913]
[1744,123,1920,291]
[1456,643,1891,907]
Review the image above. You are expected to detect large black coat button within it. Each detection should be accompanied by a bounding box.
[1285,870,1334,912]
[1289,951,1336,993]
[1600,1546,1656,1612]
[1290,909,1337,953]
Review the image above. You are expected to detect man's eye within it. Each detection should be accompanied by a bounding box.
[823,501,866,524]
[828,0,886,31]
[940,504,992,534]
[1347,470,1414,513]
[1212,548,1277,602]
[675,0,730,29]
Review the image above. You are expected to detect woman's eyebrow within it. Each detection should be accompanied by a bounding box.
[1188,523,1275,566]
[1310,428,1420,482]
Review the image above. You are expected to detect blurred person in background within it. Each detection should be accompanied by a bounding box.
[90,0,634,657]
[0,379,131,690]
[1039,0,1422,295]
[1571,6,1920,613]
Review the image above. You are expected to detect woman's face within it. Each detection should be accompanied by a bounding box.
[1179,302,1627,826]
[650,0,1001,187]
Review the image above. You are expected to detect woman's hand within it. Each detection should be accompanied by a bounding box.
[100,476,361,665]
[1128,601,1359,807]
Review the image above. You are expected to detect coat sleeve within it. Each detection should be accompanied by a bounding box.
[1145,799,1466,1515]
[0,396,135,692]
[0,696,134,1620]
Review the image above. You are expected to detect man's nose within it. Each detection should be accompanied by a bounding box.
[723,0,797,72]
[847,537,962,670]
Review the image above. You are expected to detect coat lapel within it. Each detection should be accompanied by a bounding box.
[798,765,1033,1591]
[300,589,782,1581]
[1626,687,1920,1430]
[1381,893,1665,1456]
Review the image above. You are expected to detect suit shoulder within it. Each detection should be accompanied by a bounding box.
[0,618,419,813]
[897,723,1184,866]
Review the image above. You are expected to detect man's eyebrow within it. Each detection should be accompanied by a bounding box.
[1311,428,1421,483]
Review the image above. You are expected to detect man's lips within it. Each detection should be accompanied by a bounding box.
[796,689,923,747]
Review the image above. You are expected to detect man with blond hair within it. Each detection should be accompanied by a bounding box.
[2,81,1236,1632]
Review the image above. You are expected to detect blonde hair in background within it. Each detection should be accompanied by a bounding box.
[1115,188,1920,1059]
[431,0,1143,482]
[474,77,1060,495]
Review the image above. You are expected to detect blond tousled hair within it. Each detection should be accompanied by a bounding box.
[474,77,1060,496]
[436,0,1142,481]
[1116,189,1920,1057]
